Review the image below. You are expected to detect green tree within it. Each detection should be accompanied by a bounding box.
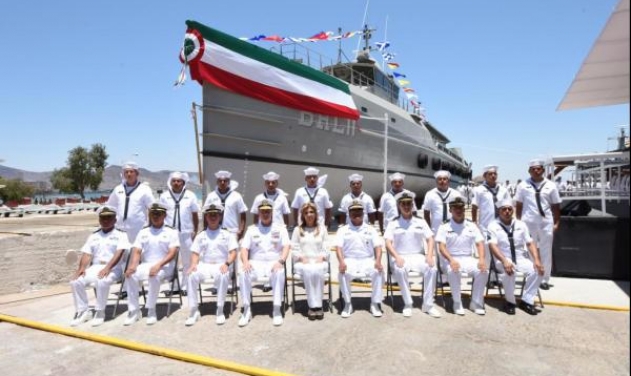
[50,143,109,199]
[0,177,35,203]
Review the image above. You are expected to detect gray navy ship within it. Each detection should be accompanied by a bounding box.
[181,21,471,208]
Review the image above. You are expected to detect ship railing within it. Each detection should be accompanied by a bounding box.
[436,143,464,163]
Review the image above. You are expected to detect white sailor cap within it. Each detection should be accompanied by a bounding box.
[482,165,498,174]
[495,198,514,209]
[168,171,189,183]
[263,171,280,181]
[122,161,139,171]
[434,170,451,179]
[348,173,363,182]
[389,172,406,181]
[215,170,232,179]
[529,159,545,168]
[304,167,320,176]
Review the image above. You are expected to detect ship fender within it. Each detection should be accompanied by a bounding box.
[431,158,441,171]
[417,153,429,169]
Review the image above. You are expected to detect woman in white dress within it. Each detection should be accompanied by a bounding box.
[291,202,329,320]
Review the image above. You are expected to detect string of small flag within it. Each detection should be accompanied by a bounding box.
[240,30,362,43]
[376,41,423,113]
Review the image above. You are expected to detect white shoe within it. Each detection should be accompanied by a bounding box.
[469,302,486,315]
[185,310,200,326]
[341,303,353,318]
[422,305,442,318]
[272,314,283,326]
[70,310,92,327]
[402,305,413,318]
[453,302,465,316]
[91,310,106,327]
[146,309,157,325]
[370,303,383,318]
[123,310,140,326]
[238,311,251,327]
[216,314,226,325]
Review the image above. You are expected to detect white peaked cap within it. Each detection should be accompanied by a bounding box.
[434,170,451,179]
[495,197,514,209]
[394,190,416,202]
[304,167,320,176]
[389,172,406,181]
[214,170,232,179]
[263,171,280,181]
[122,161,139,171]
[168,171,189,183]
[529,159,545,168]
[482,165,498,173]
[348,173,363,182]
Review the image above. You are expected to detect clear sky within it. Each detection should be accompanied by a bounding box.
[0,0,628,184]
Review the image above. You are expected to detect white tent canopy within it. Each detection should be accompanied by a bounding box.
[557,0,630,110]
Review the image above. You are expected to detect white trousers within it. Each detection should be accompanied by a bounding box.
[125,263,173,312]
[294,261,328,308]
[524,220,554,283]
[70,264,122,312]
[187,262,231,310]
[239,260,285,307]
[178,232,193,291]
[339,257,383,304]
[495,258,543,305]
[446,256,489,307]
[391,254,437,308]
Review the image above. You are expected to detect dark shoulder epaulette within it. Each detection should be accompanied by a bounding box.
[165,225,175,229]
[413,214,421,219]
[93,228,101,233]
[394,215,401,220]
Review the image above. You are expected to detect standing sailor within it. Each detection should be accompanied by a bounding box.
[159,171,199,296]
[291,167,332,228]
[423,170,462,235]
[338,173,376,226]
[378,172,416,234]
[251,171,290,227]
[204,170,248,240]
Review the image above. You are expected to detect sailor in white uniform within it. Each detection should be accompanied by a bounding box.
[338,173,376,226]
[159,171,199,296]
[335,200,384,318]
[378,172,417,234]
[185,203,238,326]
[291,167,333,228]
[488,198,543,315]
[238,199,291,327]
[250,171,290,227]
[384,192,441,318]
[203,170,248,240]
[69,206,129,327]
[423,170,462,235]
[123,202,180,326]
[435,197,488,315]
[515,159,561,290]
[106,161,154,243]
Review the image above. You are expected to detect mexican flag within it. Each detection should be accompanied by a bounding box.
[180,21,359,120]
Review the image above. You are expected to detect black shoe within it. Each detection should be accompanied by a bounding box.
[307,309,316,321]
[504,302,516,315]
[118,291,128,299]
[539,282,550,290]
[227,287,234,295]
[210,287,218,295]
[519,301,537,315]
[262,286,272,293]
[315,308,324,320]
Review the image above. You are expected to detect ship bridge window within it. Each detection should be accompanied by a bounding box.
[391,117,396,123]
[361,106,368,113]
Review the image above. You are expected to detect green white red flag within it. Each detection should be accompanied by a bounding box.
[180,20,359,120]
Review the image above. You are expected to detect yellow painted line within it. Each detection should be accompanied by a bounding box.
[0,313,298,376]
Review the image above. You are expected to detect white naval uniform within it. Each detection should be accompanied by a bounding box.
[487,218,543,305]
[435,219,488,307]
[515,178,561,283]
[106,182,154,243]
[126,225,180,313]
[159,188,200,292]
[291,225,329,309]
[378,190,418,232]
[471,183,510,265]
[204,189,248,234]
[335,223,384,305]
[239,224,290,307]
[339,191,376,225]
[423,187,462,234]
[70,228,130,312]
[251,190,291,227]
[384,215,438,309]
[291,186,333,226]
[187,228,239,311]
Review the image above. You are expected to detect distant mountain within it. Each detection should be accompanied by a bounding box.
[0,164,201,192]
